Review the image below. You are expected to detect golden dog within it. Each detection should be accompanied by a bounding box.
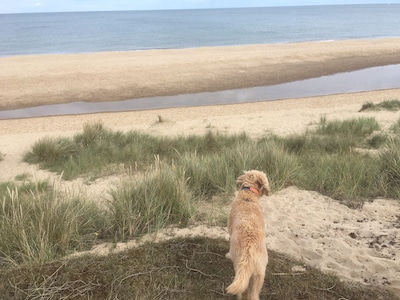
[226,170,270,300]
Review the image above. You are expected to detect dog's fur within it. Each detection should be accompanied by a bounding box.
[226,170,270,300]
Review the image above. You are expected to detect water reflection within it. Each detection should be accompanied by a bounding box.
[1,64,399,120]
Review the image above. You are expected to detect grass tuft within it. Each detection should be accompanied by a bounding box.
[108,160,196,240]
[316,116,380,137]
[377,138,400,198]
[390,117,400,134]
[360,99,400,111]
[0,180,106,268]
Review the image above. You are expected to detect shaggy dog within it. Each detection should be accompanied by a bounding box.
[226,170,270,300]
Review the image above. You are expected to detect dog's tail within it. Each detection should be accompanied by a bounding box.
[226,253,253,295]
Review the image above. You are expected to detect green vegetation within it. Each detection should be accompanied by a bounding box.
[23,121,249,180]
[108,162,196,240]
[2,115,400,299]
[390,117,400,134]
[3,116,398,265]
[360,99,400,111]
[0,181,105,268]
[1,237,397,300]
[23,117,400,205]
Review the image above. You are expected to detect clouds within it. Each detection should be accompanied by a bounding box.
[1,0,400,14]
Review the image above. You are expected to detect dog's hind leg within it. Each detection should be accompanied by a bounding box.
[245,276,254,299]
[248,272,265,300]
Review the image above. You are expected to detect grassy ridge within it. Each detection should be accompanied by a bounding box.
[1,237,397,300]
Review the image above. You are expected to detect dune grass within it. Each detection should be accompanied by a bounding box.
[1,116,400,298]
[23,117,400,205]
[23,122,249,180]
[360,99,400,111]
[5,115,398,266]
[390,117,400,134]
[0,180,106,269]
[108,161,197,240]
[0,237,397,300]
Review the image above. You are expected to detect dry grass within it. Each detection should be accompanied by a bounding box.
[1,237,398,300]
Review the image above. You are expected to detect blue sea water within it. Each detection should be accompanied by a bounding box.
[1,4,400,57]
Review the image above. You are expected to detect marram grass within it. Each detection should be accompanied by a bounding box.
[1,116,400,299]
[0,180,105,268]
[23,117,400,203]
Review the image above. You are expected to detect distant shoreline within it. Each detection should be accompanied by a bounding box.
[0,37,392,59]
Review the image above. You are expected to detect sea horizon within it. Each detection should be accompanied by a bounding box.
[1,4,400,57]
[3,3,399,14]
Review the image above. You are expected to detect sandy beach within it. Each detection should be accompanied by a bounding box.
[1,39,400,295]
[1,38,400,110]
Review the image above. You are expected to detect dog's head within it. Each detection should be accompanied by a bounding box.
[236,170,270,196]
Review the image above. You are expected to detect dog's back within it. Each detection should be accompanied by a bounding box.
[226,170,270,300]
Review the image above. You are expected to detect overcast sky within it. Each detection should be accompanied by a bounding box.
[1,0,400,14]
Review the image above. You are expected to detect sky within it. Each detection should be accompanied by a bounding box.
[1,0,400,14]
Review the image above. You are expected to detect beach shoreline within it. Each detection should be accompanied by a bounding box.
[1,38,400,111]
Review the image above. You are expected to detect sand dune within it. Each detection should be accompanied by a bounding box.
[1,39,400,295]
[265,186,400,290]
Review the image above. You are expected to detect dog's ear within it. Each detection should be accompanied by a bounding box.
[255,171,270,196]
[260,181,270,196]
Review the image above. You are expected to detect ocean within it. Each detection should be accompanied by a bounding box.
[1,4,400,57]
